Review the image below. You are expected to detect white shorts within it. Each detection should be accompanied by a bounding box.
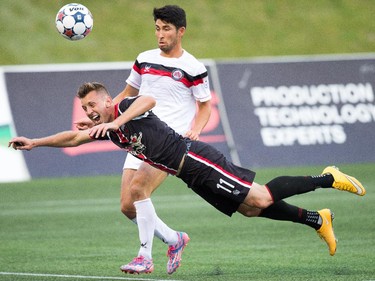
[123,153,143,170]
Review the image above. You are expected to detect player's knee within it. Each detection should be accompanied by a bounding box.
[245,195,271,210]
[254,199,270,209]
[121,206,136,220]
[120,197,136,219]
[246,184,273,209]
[129,180,148,201]
[237,204,262,217]
[241,209,259,217]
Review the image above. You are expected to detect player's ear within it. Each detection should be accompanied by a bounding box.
[105,96,112,108]
[178,26,185,37]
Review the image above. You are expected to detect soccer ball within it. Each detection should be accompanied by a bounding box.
[55,3,93,41]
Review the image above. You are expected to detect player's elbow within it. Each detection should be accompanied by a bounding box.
[146,96,156,108]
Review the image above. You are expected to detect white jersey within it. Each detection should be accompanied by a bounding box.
[126,48,211,135]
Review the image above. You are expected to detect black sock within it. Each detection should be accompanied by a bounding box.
[311,173,334,188]
[259,200,322,230]
[266,176,316,202]
[259,200,302,222]
[265,174,335,202]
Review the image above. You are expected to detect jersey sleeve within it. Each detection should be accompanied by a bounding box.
[125,60,142,90]
[118,96,137,112]
[192,63,212,102]
[118,96,149,120]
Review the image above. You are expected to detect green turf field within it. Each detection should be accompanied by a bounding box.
[0,163,374,281]
[1,0,375,65]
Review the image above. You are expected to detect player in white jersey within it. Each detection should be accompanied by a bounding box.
[126,48,211,135]
[76,5,211,274]
[111,5,211,275]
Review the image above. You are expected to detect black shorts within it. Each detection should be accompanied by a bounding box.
[178,141,256,217]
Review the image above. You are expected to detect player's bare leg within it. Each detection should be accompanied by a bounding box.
[120,168,137,220]
[242,182,274,210]
[237,203,262,217]
[120,164,167,220]
[120,163,189,274]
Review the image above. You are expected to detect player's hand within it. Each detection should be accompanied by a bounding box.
[89,122,119,138]
[185,130,200,141]
[74,117,94,130]
[8,137,33,151]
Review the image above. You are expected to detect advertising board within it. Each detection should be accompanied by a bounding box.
[2,54,374,181]
[216,55,375,167]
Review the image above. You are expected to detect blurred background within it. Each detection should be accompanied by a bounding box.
[1,0,375,65]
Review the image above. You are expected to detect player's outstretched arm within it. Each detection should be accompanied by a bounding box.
[9,130,93,151]
[90,95,156,139]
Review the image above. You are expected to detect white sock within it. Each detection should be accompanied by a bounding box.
[134,198,156,260]
[131,215,178,246]
[155,216,178,246]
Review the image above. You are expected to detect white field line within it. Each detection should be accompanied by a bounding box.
[0,272,182,281]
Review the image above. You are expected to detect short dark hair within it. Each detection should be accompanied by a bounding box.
[153,5,186,29]
[77,82,109,99]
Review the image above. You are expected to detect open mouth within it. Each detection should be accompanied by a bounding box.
[90,114,101,123]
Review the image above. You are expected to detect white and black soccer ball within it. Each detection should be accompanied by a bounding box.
[55,3,93,41]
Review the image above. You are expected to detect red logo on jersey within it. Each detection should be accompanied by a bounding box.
[171,69,184,81]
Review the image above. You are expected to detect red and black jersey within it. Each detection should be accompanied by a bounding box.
[98,97,256,217]
[100,97,188,175]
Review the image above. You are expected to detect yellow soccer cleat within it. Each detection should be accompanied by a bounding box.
[317,209,337,256]
[322,166,366,196]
